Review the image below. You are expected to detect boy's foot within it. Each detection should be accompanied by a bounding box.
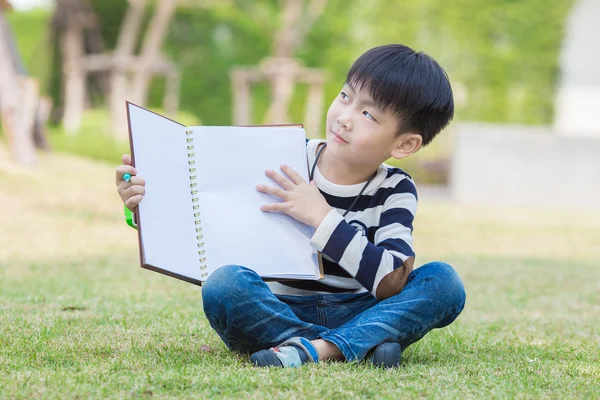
[250,337,319,368]
[250,338,401,368]
[365,342,402,368]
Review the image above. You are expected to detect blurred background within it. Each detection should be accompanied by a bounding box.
[1,1,599,397]
[1,0,599,278]
[3,0,597,184]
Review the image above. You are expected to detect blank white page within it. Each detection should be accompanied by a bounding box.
[127,104,201,282]
[190,126,319,279]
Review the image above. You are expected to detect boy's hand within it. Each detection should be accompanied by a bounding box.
[256,164,332,229]
[115,154,146,211]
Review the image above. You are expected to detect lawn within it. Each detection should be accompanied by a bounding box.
[1,146,599,399]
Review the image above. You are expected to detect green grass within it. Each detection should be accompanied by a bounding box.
[1,256,598,399]
[1,147,599,398]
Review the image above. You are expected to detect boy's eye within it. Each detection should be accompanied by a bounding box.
[363,111,376,121]
[340,91,350,101]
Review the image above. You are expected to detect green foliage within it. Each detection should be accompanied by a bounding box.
[89,0,129,49]
[423,0,576,123]
[4,1,575,178]
[153,4,274,126]
[85,0,574,127]
[8,0,576,126]
[5,10,53,95]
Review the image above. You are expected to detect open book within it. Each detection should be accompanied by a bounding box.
[126,102,323,285]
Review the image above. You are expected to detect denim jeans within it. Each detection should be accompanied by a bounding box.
[202,261,466,361]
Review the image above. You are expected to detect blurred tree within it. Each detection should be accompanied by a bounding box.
[43,0,573,130]
[0,2,51,166]
[108,0,179,138]
[0,0,12,11]
[4,0,570,181]
[263,0,328,125]
[54,0,180,138]
[108,0,146,137]
[53,0,105,134]
[231,0,329,137]
[128,0,177,106]
[350,0,575,124]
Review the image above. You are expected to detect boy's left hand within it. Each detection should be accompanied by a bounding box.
[257,164,332,229]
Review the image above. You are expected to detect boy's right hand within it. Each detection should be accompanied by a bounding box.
[116,154,145,211]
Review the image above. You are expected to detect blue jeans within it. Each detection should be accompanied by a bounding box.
[202,261,466,361]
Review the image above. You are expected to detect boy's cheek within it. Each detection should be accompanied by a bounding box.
[351,136,382,159]
[352,135,372,149]
[325,108,336,129]
[326,100,343,122]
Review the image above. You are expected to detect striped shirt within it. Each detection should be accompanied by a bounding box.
[267,139,418,298]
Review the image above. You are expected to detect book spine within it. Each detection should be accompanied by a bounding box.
[186,129,208,278]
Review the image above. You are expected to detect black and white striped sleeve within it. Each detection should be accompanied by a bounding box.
[309,177,417,298]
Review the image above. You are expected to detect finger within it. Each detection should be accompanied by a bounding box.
[260,203,286,213]
[124,184,146,198]
[280,164,306,185]
[256,184,288,200]
[265,169,293,190]
[122,154,132,166]
[115,165,137,184]
[117,177,145,195]
[125,194,143,210]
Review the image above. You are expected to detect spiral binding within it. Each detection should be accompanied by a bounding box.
[187,130,208,277]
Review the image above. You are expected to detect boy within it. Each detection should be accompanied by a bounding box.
[115,44,466,368]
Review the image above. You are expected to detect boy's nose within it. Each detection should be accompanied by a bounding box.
[337,115,353,132]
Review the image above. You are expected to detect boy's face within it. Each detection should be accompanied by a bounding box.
[325,82,406,167]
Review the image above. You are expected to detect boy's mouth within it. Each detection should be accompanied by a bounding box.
[332,130,348,144]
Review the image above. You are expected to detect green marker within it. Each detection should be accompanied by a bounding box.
[123,173,131,182]
[124,205,137,229]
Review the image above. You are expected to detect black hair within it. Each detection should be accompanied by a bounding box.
[346,44,454,146]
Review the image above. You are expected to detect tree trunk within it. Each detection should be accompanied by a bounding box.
[130,0,177,107]
[110,0,146,139]
[231,68,252,125]
[272,0,303,58]
[163,66,180,115]
[265,69,295,124]
[263,0,303,123]
[18,78,40,155]
[264,0,328,125]
[33,97,52,150]
[0,13,36,166]
[61,23,85,135]
[304,82,325,138]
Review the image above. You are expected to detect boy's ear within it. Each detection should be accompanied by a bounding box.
[389,133,422,160]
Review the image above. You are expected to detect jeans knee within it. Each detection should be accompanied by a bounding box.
[201,265,257,313]
[422,261,466,313]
